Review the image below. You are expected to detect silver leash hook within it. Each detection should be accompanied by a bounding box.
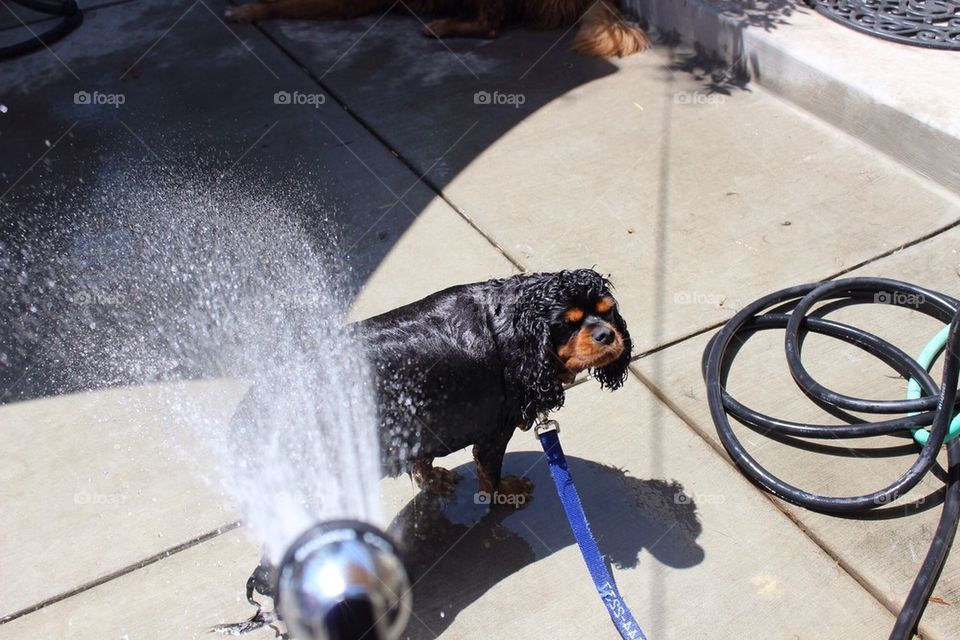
[534,417,560,436]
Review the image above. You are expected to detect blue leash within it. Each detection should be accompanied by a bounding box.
[535,419,649,640]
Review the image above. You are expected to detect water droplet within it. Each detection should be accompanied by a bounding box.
[0,104,7,113]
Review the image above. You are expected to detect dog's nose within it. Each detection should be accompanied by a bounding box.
[592,326,615,345]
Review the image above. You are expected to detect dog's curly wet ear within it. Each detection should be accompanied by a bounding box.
[595,307,631,390]
[509,299,566,422]
[495,275,568,423]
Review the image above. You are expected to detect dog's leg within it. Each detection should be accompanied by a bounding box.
[411,458,460,496]
[423,0,505,39]
[473,433,532,508]
[225,0,387,24]
[572,0,649,57]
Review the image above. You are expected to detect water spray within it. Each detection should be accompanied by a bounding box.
[14,179,397,639]
[275,520,411,640]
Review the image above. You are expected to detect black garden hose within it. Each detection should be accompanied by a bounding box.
[0,0,83,60]
[703,277,960,639]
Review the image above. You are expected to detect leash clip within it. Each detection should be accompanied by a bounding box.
[534,418,560,437]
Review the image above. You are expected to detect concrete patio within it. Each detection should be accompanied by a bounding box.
[1,0,958,638]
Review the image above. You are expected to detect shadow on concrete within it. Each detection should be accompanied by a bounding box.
[0,0,626,402]
[694,0,799,31]
[627,0,803,94]
[388,452,704,638]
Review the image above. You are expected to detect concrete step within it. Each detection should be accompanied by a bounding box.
[627,0,960,196]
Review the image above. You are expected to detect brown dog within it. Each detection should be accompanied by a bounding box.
[225,0,649,57]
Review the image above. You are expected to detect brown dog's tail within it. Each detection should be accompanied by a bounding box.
[572,1,650,57]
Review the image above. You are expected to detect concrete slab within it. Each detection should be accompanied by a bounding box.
[0,221,511,621]
[379,377,896,638]
[0,2,511,613]
[347,196,517,322]
[0,0,514,402]
[0,529,274,640]
[0,0,439,282]
[627,0,960,195]
[2,2,954,638]
[2,376,896,638]
[257,11,626,194]
[632,227,960,638]
[0,381,246,619]
[260,13,960,353]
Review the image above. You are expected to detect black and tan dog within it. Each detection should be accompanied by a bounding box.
[356,268,631,505]
[225,0,649,57]
[213,269,631,634]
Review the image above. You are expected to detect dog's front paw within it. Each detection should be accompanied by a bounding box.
[417,466,460,496]
[494,475,533,508]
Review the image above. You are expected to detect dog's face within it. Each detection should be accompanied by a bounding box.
[551,292,628,384]
[505,269,632,422]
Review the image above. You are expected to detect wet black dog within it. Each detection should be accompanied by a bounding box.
[213,269,633,635]
[355,268,632,503]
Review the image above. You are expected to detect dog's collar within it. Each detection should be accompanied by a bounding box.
[532,415,559,436]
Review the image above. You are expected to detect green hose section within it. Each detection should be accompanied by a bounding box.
[908,324,960,444]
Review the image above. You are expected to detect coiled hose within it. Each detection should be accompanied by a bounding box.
[703,277,960,639]
[0,0,82,60]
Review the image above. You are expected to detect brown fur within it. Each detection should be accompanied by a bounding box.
[411,458,460,495]
[225,0,649,57]
[473,444,534,503]
[557,323,625,379]
[595,296,615,314]
[563,307,585,323]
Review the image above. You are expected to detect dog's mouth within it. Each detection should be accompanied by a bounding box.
[558,337,624,384]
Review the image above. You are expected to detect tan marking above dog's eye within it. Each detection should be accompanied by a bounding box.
[595,297,615,314]
[563,307,584,323]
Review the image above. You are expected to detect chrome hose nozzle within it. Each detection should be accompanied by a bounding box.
[276,520,411,640]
